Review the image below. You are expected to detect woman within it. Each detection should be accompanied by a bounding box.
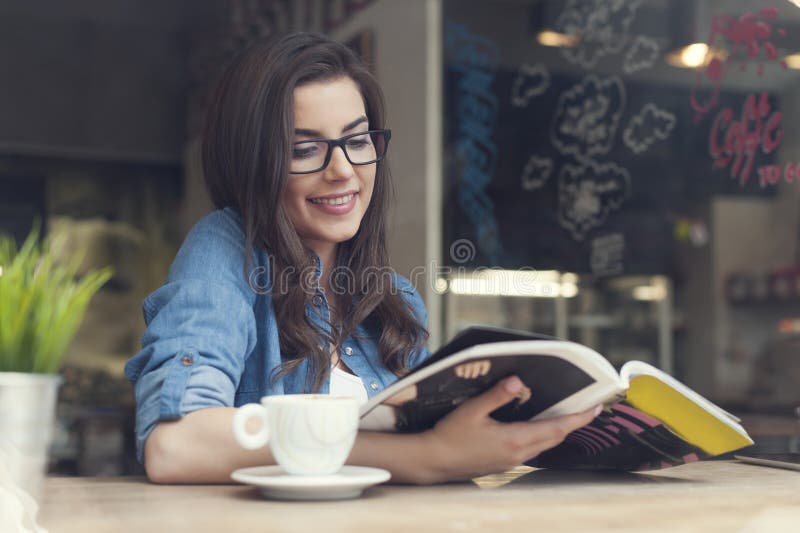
[125,32,600,484]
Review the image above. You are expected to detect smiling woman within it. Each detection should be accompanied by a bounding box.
[123,32,600,486]
[284,77,378,256]
[196,33,423,395]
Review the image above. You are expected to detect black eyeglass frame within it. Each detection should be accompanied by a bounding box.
[288,129,392,175]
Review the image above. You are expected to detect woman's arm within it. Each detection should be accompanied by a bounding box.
[144,407,268,484]
[144,376,600,485]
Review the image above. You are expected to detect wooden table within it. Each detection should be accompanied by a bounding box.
[39,461,800,532]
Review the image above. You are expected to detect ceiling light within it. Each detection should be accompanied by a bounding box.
[784,53,800,69]
[446,270,578,298]
[632,284,667,301]
[666,43,710,68]
[537,30,579,48]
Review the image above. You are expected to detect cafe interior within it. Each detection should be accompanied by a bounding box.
[2,0,800,530]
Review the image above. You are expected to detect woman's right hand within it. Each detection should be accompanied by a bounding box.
[422,375,602,482]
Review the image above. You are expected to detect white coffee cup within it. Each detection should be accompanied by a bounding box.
[232,394,359,475]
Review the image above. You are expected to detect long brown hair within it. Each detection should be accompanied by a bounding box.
[201,32,427,391]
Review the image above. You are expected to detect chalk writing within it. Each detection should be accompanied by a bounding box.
[623,103,676,154]
[591,233,625,276]
[446,21,502,263]
[511,63,550,108]
[709,91,782,186]
[551,75,627,162]
[623,36,659,74]
[558,161,631,241]
[556,0,642,69]
[520,155,554,191]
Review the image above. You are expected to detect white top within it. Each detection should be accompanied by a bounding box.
[329,366,369,405]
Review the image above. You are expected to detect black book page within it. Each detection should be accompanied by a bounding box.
[387,353,595,432]
[528,402,709,471]
[413,325,559,371]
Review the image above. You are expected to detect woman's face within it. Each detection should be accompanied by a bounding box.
[283,76,376,257]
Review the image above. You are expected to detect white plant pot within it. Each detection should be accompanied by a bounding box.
[0,372,62,500]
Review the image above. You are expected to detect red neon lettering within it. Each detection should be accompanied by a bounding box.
[708,92,782,185]
[785,162,797,183]
[763,111,783,152]
[758,165,782,187]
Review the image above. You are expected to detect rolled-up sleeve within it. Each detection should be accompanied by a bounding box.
[124,210,258,461]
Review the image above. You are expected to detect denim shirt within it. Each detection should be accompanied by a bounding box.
[124,207,429,462]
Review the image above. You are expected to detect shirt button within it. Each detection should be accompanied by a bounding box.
[343,346,353,356]
[181,355,193,366]
[312,295,324,307]
[369,381,379,390]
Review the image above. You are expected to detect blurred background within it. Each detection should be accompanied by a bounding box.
[2,0,799,476]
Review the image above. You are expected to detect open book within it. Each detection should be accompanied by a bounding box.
[359,326,753,471]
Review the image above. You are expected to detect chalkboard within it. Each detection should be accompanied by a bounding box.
[443,0,793,274]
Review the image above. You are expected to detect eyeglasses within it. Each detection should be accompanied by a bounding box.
[289,129,391,174]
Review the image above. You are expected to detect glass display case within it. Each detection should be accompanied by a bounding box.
[443,271,673,373]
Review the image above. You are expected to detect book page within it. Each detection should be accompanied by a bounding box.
[360,340,626,432]
[530,401,712,471]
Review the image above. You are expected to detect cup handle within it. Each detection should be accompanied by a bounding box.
[232,403,270,450]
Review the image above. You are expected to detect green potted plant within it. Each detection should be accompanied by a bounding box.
[0,225,112,498]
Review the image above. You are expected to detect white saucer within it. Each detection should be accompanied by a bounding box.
[231,465,391,501]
